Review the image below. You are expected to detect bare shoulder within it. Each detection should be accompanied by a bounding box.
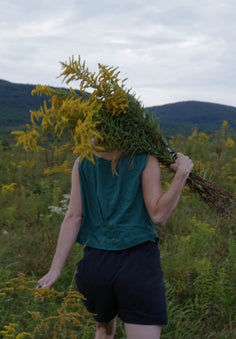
[142,155,161,187]
[143,155,160,173]
[74,156,80,165]
[72,156,80,170]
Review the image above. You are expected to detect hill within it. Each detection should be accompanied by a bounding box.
[147,101,236,136]
[0,79,47,134]
[1,79,236,137]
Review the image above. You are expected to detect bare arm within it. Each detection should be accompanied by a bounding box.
[142,153,193,226]
[38,157,83,288]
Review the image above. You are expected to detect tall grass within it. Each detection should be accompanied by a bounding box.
[0,123,235,338]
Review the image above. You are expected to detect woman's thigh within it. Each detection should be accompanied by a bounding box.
[124,323,162,339]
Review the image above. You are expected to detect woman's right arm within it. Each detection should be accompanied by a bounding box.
[38,157,83,288]
[142,153,193,226]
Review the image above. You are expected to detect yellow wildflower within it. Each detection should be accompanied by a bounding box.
[1,183,17,195]
[16,332,32,339]
[18,331,31,339]
[34,287,51,299]
[43,161,71,175]
[19,160,35,168]
[0,323,18,338]
[221,120,229,130]
[27,311,42,320]
[225,137,235,148]
[187,127,198,141]
[198,132,210,141]
[53,143,71,157]
[220,120,229,137]
[11,128,39,152]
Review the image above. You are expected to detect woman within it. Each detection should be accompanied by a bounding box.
[38,150,193,339]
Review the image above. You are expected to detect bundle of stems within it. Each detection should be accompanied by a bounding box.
[12,55,235,217]
[97,94,235,218]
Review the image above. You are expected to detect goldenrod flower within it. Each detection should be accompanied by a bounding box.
[1,183,17,195]
[221,120,229,130]
[225,137,235,148]
[198,132,210,141]
[43,161,71,175]
[16,332,32,339]
[0,323,18,338]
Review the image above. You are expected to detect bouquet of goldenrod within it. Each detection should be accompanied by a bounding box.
[12,56,235,217]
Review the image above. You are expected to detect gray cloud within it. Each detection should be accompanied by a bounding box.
[0,0,235,107]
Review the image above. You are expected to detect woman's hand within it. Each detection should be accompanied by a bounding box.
[37,269,61,289]
[170,153,194,174]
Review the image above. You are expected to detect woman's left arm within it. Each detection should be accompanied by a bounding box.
[38,157,83,288]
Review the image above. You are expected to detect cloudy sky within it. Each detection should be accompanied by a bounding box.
[1,0,236,107]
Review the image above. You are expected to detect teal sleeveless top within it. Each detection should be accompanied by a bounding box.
[77,153,158,250]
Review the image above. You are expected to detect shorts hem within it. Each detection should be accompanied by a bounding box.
[93,313,117,323]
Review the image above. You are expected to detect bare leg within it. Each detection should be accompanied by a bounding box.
[95,317,117,339]
[124,323,162,339]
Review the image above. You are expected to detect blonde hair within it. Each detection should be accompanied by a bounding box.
[111,151,124,175]
[93,136,126,175]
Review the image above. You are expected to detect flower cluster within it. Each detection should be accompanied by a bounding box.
[11,56,130,162]
[48,194,70,216]
[43,161,71,175]
[1,182,17,195]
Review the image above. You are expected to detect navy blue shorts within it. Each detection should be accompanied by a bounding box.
[75,240,167,325]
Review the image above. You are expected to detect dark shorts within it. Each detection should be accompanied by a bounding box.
[75,240,167,325]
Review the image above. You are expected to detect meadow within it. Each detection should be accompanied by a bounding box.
[0,122,235,338]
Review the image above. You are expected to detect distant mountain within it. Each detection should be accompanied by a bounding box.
[0,79,50,133]
[1,79,236,137]
[147,101,236,136]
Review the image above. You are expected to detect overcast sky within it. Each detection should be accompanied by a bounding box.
[1,0,236,107]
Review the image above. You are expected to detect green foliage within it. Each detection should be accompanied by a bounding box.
[160,215,236,338]
[0,124,235,338]
[97,94,173,164]
[0,273,94,338]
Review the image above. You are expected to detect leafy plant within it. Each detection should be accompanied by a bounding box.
[0,274,94,338]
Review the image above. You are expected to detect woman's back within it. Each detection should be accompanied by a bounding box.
[77,153,157,250]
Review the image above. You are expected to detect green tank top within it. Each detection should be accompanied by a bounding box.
[77,153,158,250]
